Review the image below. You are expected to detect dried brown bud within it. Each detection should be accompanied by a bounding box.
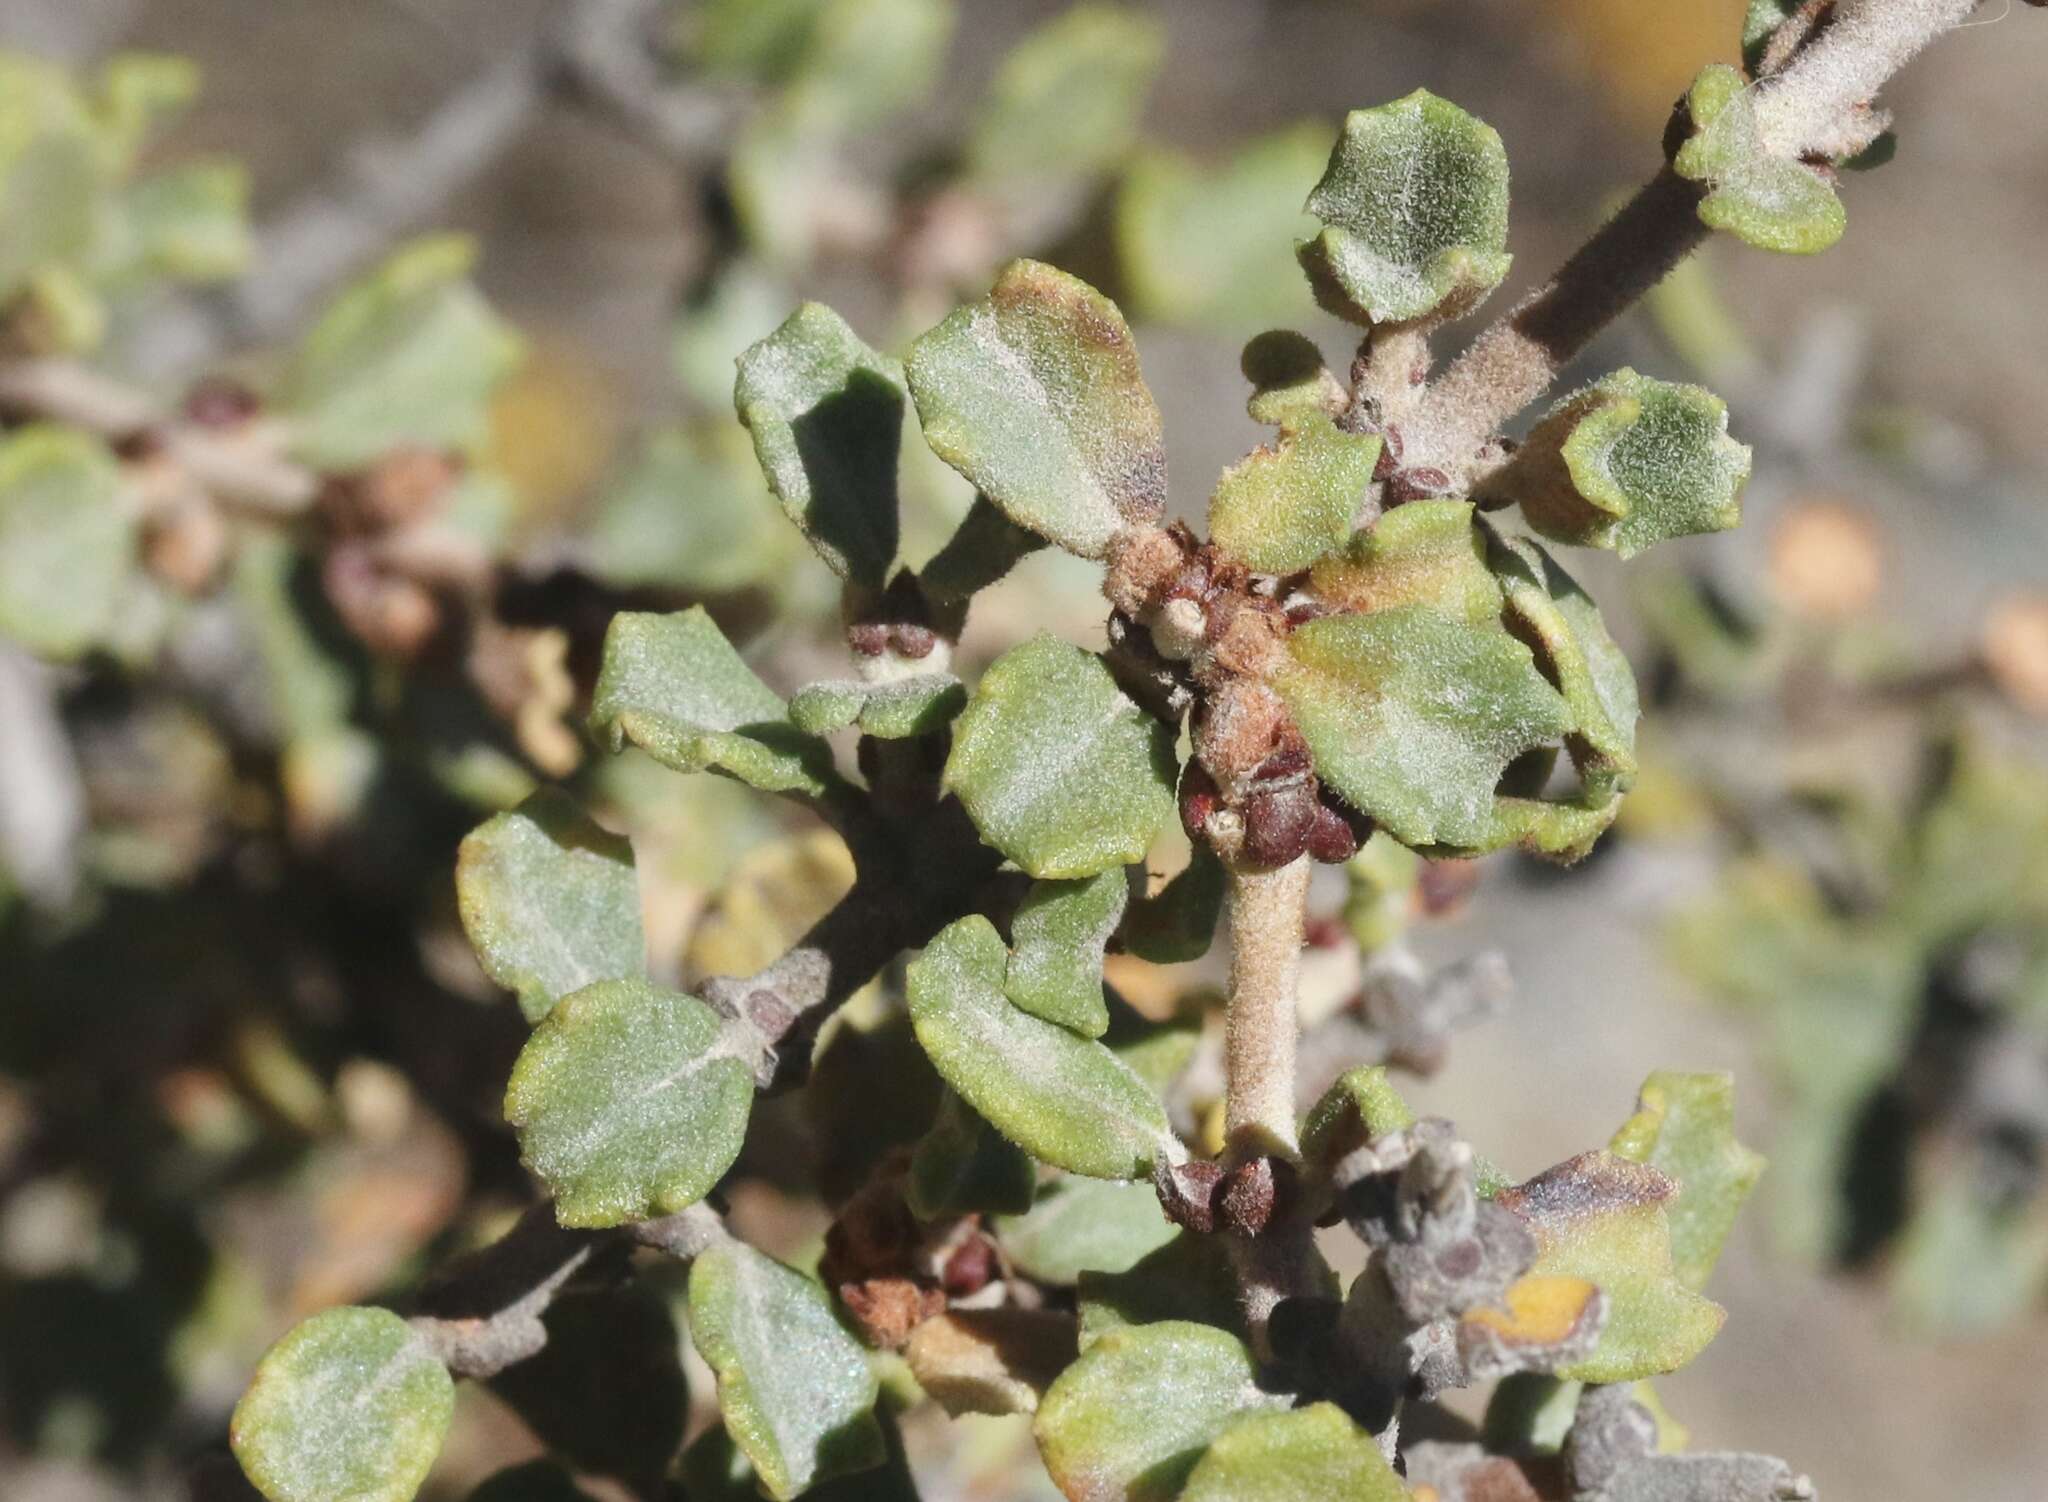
[1306,802,1362,864]
[838,1277,945,1350]
[1154,1158,1225,1234]
[1219,1156,1294,1237]
[1384,466,1453,506]
[1104,524,1191,618]
[1178,760,1221,841]
[1241,782,1317,869]
[182,375,262,429]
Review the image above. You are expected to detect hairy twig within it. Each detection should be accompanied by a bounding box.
[1405,0,1988,478]
[1222,854,1313,1162]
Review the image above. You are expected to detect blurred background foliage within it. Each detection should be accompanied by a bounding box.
[0,2,2045,1500]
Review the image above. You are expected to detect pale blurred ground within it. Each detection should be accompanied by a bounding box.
[6,2,2048,1498]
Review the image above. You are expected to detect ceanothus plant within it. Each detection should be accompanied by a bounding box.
[226,3,2023,1499]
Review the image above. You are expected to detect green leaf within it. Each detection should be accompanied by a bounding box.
[789,674,967,739]
[231,1307,453,1502]
[100,159,251,287]
[1496,1152,1727,1384]
[687,1239,886,1501]
[1488,532,1639,799]
[583,426,795,595]
[918,493,1047,604]
[1610,1072,1765,1293]
[1122,847,1225,965]
[1035,1321,1282,1502]
[1299,1065,1416,1175]
[590,608,836,797]
[1483,369,1750,559]
[456,791,644,1023]
[907,260,1166,561]
[682,1409,922,1502]
[284,235,524,469]
[966,6,1165,186]
[735,303,906,588]
[908,916,1172,1179]
[91,53,199,166]
[487,1284,687,1493]
[1208,415,1380,575]
[0,56,102,305]
[1241,330,1348,429]
[996,1176,1178,1285]
[945,633,1177,879]
[503,978,753,1227]
[1115,125,1331,333]
[1181,1404,1407,1502]
[0,424,131,659]
[1006,868,1128,1037]
[1308,498,1502,623]
[779,0,954,132]
[1276,607,1571,850]
[1297,90,1512,327]
[1077,1232,1245,1348]
[908,1089,1039,1219]
[1893,1173,2048,1336]
[1674,64,1845,254]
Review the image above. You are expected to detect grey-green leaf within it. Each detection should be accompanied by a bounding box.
[231,1307,453,1502]
[907,259,1166,561]
[908,1088,1039,1219]
[1673,64,1844,255]
[503,978,753,1227]
[0,424,131,659]
[1480,368,1750,559]
[1006,867,1128,1037]
[1297,90,1512,328]
[735,302,905,588]
[687,1239,887,1501]
[1276,607,1572,850]
[944,633,1177,879]
[908,916,1172,1180]
[283,235,523,469]
[965,5,1164,186]
[456,792,643,1023]
[1122,847,1225,965]
[1207,414,1380,575]
[590,608,836,797]
[995,1176,1177,1286]
[790,674,967,739]
[1034,1321,1283,1502]
[1180,1404,1408,1502]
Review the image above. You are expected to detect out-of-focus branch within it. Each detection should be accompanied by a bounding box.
[550,0,745,166]
[0,645,86,911]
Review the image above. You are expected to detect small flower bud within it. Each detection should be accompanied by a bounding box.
[182,375,262,429]
[847,622,890,657]
[1384,466,1452,506]
[1240,782,1316,869]
[1178,761,1221,842]
[1306,802,1361,864]
[1154,1158,1225,1234]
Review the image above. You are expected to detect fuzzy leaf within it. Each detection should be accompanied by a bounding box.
[908,1089,1039,1219]
[965,6,1164,185]
[1276,607,1571,850]
[680,1414,920,1502]
[0,425,131,659]
[1488,533,1639,799]
[1006,868,1128,1037]
[996,1176,1178,1286]
[1483,369,1750,558]
[503,978,752,1227]
[1104,997,1203,1094]
[735,303,906,588]
[1300,1065,1416,1174]
[907,260,1166,560]
[456,792,643,1023]
[1309,498,1502,623]
[231,1307,452,1502]
[0,56,101,304]
[590,608,835,796]
[102,159,251,286]
[487,1284,687,1493]
[944,633,1177,879]
[1297,90,1511,327]
[284,235,523,468]
[1610,1072,1765,1293]
[1674,64,1844,254]
[1208,416,1380,575]
[1497,1153,1726,1384]
[1076,1233,1245,1348]
[583,426,794,595]
[1241,330,1348,429]
[1180,1404,1408,1502]
[790,674,966,738]
[1122,847,1226,965]
[1035,1321,1283,1502]
[1115,125,1330,333]
[779,0,953,132]
[908,916,1172,1179]
[688,1240,886,1501]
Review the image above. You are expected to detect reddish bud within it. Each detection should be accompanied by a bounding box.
[1220,1157,1283,1237]
[890,622,938,660]
[1241,783,1315,869]
[1385,467,1452,506]
[847,622,890,657]
[1178,761,1222,841]
[1306,803,1361,864]
[940,1235,998,1298]
[1373,425,1404,480]
[1155,1159,1225,1235]
[1417,859,1481,916]
[182,375,261,429]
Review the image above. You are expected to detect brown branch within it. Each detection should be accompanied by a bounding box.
[1405,0,1995,478]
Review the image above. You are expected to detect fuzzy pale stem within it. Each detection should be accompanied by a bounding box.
[1223,853,1312,1162]
[1756,0,1981,154]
